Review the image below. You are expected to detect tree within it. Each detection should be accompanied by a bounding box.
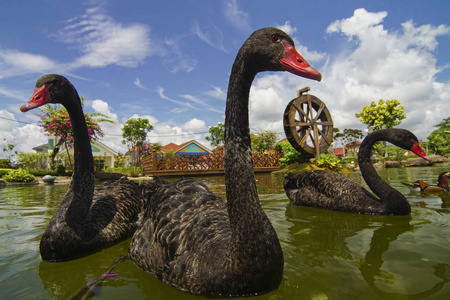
[205,122,225,148]
[2,138,18,166]
[335,128,364,156]
[39,96,115,169]
[356,99,406,157]
[250,130,278,154]
[355,99,406,130]
[425,117,450,155]
[121,118,153,166]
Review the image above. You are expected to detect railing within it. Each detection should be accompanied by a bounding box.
[142,151,282,175]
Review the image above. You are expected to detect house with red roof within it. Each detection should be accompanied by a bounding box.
[161,140,211,156]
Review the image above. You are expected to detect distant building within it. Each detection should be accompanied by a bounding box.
[161,140,211,156]
[333,147,347,158]
[346,141,361,156]
[33,136,117,169]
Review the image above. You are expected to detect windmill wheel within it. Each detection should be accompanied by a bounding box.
[283,88,333,157]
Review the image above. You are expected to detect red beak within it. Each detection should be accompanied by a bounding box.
[411,140,431,161]
[280,41,322,82]
[20,85,51,112]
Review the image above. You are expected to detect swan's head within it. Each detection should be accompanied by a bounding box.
[240,27,321,81]
[20,74,77,112]
[384,129,430,161]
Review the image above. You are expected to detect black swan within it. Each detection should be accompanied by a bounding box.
[129,27,321,296]
[283,128,430,215]
[402,171,450,192]
[20,74,145,262]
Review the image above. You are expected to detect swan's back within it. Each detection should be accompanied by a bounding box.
[40,177,144,261]
[86,177,144,241]
[130,177,232,295]
[284,170,387,214]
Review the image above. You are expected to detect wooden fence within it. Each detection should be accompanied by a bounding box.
[142,151,282,176]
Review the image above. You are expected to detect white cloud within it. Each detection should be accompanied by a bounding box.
[157,86,195,109]
[57,2,153,69]
[0,110,47,158]
[90,99,118,121]
[163,35,197,73]
[326,8,388,38]
[134,77,148,90]
[179,94,206,106]
[0,50,60,78]
[401,21,450,51]
[244,8,450,144]
[182,118,207,132]
[192,20,228,53]
[223,0,251,32]
[317,9,449,140]
[203,85,226,101]
[276,21,297,37]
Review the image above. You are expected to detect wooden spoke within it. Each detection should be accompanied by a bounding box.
[283,89,334,157]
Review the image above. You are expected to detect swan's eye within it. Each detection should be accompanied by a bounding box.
[271,34,280,42]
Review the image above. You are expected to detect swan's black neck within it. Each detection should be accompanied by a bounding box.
[223,42,283,279]
[62,90,95,233]
[224,53,259,210]
[358,130,410,214]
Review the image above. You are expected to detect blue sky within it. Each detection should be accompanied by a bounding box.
[1,0,449,157]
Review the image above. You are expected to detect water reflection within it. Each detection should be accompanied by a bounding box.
[1,165,450,299]
[359,218,449,299]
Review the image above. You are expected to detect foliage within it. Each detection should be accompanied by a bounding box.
[38,96,115,168]
[3,168,35,183]
[135,141,153,158]
[17,152,49,170]
[335,128,364,146]
[355,99,406,130]
[150,143,162,153]
[424,117,450,155]
[385,145,409,162]
[28,168,72,177]
[372,142,385,157]
[2,139,18,166]
[334,128,364,156]
[311,153,341,170]
[0,169,11,178]
[251,130,278,153]
[115,153,126,168]
[205,122,225,147]
[122,118,153,166]
[0,159,12,168]
[276,140,307,167]
[54,164,67,176]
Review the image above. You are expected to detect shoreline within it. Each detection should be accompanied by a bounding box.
[0,175,155,186]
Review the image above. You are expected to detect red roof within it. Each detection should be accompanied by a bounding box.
[333,147,347,156]
[161,142,183,152]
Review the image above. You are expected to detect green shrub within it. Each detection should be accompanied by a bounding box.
[16,152,49,170]
[0,169,11,178]
[3,168,35,183]
[340,156,358,165]
[311,153,341,170]
[0,159,11,168]
[54,164,66,176]
[276,141,311,167]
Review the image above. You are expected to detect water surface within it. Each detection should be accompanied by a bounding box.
[1,165,449,299]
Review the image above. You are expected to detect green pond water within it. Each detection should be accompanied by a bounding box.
[1,165,450,299]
